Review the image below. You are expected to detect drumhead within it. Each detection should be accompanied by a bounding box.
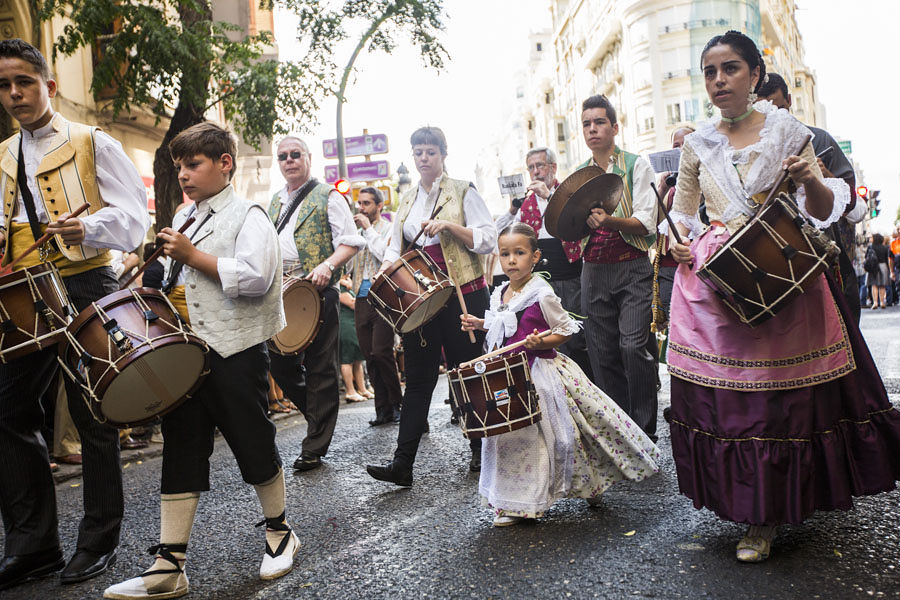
[398,286,454,333]
[100,342,207,426]
[272,279,322,354]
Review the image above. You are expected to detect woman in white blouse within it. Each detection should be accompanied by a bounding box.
[366,126,497,486]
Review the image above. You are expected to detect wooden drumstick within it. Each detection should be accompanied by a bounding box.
[757,134,812,213]
[447,257,477,344]
[120,216,197,289]
[650,182,684,246]
[407,203,444,250]
[1,202,91,274]
[459,329,552,369]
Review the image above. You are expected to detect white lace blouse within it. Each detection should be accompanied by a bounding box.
[667,101,850,237]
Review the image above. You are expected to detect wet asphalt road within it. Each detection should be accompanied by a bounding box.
[4,308,900,600]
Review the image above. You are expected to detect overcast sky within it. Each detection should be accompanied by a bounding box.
[271,0,899,232]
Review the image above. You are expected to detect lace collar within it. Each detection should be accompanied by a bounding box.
[483,276,554,351]
[686,100,813,217]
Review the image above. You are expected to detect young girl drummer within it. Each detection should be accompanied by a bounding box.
[460,223,660,526]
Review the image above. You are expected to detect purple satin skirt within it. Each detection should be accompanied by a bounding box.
[668,273,900,525]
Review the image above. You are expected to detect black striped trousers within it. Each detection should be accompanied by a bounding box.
[0,266,123,556]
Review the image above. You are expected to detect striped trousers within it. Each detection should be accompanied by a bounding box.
[581,258,658,439]
[0,266,123,556]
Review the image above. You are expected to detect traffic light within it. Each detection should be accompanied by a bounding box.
[857,185,868,200]
[870,189,881,217]
[334,179,351,195]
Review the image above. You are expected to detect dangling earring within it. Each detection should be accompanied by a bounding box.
[747,90,758,110]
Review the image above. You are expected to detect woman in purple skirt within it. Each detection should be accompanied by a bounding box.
[664,30,900,563]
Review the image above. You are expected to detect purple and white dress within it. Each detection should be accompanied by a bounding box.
[478,276,660,518]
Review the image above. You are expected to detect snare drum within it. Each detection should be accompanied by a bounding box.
[698,193,840,327]
[447,351,542,439]
[59,288,209,427]
[268,276,323,356]
[0,262,75,363]
[369,249,454,333]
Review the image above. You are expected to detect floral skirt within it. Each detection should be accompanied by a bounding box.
[668,269,900,525]
[479,354,660,518]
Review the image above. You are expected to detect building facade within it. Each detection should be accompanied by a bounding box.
[522,0,821,174]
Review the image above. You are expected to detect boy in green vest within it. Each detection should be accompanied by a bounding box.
[577,94,659,442]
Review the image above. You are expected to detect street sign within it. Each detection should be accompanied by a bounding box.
[838,140,852,155]
[324,160,390,184]
[322,134,389,159]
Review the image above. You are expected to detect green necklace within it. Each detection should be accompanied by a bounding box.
[720,106,755,126]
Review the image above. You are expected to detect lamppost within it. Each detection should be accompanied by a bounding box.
[397,162,412,196]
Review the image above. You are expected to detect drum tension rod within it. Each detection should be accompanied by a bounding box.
[34,299,56,328]
[102,318,133,352]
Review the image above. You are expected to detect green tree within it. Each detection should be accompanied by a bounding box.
[39,0,328,230]
[274,0,447,178]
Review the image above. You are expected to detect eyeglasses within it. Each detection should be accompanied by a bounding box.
[527,162,550,171]
[277,150,306,161]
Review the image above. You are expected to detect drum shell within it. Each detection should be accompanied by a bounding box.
[0,262,73,362]
[698,194,838,327]
[61,288,209,427]
[268,276,323,356]
[447,351,542,439]
[368,249,454,333]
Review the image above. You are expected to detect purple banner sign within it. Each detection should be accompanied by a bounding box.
[324,160,390,183]
[322,134,389,159]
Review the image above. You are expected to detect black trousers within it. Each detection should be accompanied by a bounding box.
[394,287,490,468]
[354,296,402,419]
[0,266,123,556]
[269,286,340,458]
[161,343,281,493]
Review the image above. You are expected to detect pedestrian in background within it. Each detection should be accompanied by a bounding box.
[866,233,893,309]
[338,272,371,403]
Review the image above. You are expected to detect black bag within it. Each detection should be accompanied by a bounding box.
[864,246,879,274]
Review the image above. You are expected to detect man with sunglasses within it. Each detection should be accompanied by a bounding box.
[494,147,594,380]
[267,137,364,471]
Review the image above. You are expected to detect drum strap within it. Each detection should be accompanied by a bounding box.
[16,138,45,243]
[275,179,317,234]
[162,208,215,294]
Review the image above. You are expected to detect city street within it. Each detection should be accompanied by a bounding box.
[5,309,900,600]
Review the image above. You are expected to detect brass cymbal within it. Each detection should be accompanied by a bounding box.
[544,168,623,242]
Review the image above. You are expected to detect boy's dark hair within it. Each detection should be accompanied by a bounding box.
[581,94,617,125]
[169,122,238,179]
[0,39,51,81]
[757,72,789,99]
[359,186,384,204]
[701,30,767,93]
[410,126,448,156]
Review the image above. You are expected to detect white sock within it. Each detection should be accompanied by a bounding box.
[142,492,199,590]
[254,469,294,553]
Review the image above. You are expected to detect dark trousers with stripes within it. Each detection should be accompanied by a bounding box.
[582,258,658,438]
[0,266,123,556]
[394,288,489,468]
[354,296,402,420]
[269,286,340,458]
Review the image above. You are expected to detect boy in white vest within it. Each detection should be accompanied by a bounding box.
[105,123,294,600]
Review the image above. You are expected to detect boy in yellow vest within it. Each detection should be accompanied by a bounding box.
[0,39,149,590]
[105,122,295,599]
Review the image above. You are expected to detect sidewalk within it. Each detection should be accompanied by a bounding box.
[52,396,375,484]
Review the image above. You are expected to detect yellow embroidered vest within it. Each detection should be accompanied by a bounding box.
[0,113,111,274]
[395,176,484,286]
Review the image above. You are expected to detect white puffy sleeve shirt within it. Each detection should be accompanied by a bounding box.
[6,120,149,251]
[276,185,366,261]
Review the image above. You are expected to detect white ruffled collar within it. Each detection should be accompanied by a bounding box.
[483,276,554,351]
[686,100,813,219]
